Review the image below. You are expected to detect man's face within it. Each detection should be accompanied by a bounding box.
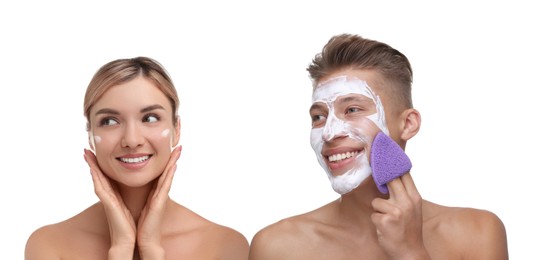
[309,73,389,194]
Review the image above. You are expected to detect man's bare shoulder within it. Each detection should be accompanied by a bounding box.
[423,200,506,235]
[249,201,336,259]
[423,201,508,259]
[254,201,335,238]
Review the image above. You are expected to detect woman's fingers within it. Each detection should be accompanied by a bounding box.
[84,150,110,195]
[153,146,182,198]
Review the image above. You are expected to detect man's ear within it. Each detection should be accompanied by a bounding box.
[399,108,421,141]
[172,116,181,148]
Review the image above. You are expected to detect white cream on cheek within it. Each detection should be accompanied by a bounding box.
[161,128,170,138]
[89,131,102,154]
[161,128,177,151]
[310,76,389,194]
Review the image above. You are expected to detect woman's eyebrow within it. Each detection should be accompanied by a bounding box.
[95,108,119,116]
[140,104,166,113]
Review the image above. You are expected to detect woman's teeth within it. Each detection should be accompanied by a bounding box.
[328,152,356,162]
[119,155,150,163]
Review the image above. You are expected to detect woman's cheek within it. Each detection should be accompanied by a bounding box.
[149,128,173,153]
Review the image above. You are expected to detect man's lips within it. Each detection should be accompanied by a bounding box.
[327,151,357,162]
[323,147,363,161]
[322,148,363,171]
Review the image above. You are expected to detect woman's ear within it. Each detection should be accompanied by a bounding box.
[399,108,421,141]
[86,122,95,151]
[172,116,181,148]
[88,131,95,151]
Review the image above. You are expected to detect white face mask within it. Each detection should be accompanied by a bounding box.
[310,76,388,194]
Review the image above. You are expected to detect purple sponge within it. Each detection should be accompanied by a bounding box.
[370,132,412,194]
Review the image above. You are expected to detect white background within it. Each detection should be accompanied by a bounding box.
[1,1,531,258]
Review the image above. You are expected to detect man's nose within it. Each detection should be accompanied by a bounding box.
[322,115,347,142]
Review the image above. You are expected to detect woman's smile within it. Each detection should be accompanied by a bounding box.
[116,154,153,170]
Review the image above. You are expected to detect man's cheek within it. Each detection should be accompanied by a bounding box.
[345,118,381,143]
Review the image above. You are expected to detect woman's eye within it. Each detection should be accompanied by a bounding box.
[143,114,160,123]
[99,117,118,126]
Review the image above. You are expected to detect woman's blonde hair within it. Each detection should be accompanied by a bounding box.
[84,57,179,130]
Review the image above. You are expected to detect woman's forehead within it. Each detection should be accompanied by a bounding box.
[91,78,171,114]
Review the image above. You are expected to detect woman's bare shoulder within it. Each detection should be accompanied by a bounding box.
[25,203,106,260]
[25,222,63,259]
[167,202,249,259]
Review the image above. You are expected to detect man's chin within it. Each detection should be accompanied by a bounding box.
[328,167,372,195]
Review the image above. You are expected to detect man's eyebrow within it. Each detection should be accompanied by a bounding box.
[338,95,372,105]
[95,108,119,116]
[141,104,166,113]
[309,103,326,113]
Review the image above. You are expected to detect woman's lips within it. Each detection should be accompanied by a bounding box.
[116,154,152,170]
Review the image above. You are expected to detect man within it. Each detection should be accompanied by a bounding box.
[249,34,508,259]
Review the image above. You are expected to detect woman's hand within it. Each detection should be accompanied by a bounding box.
[84,149,136,259]
[370,173,431,260]
[136,146,182,259]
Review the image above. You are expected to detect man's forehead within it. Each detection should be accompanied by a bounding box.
[312,75,375,102]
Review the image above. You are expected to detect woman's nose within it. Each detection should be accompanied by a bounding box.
[121,123,145,148]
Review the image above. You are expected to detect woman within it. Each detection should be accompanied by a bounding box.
[25,57,249,259]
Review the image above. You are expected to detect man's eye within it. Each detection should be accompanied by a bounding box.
[99,117,118,126]
[346,107,360,114]
[312,114,325,122]
[143,114,160,123]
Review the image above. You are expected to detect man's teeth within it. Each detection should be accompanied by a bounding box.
[328,152,356,162]
[119,155,150,163]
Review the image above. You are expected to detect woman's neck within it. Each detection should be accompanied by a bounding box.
[117,181,156,223]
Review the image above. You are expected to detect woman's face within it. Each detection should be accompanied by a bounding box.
[88,76,179,187]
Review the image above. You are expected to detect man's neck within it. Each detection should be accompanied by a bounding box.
[336,180,388,227]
